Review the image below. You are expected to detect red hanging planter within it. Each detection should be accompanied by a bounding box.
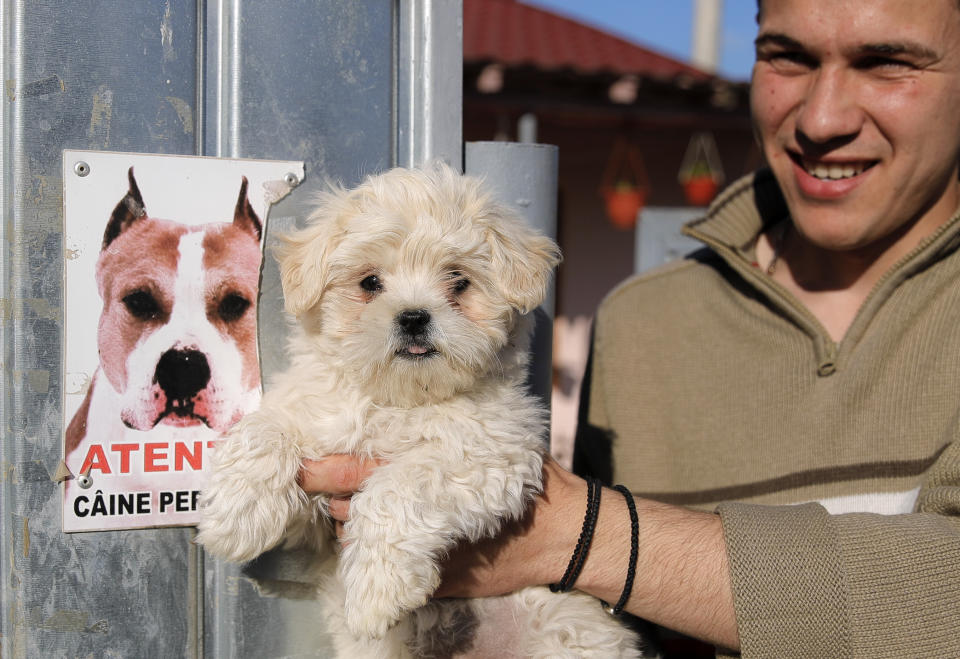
[678,132,725,207]
[603,183,647,231]
[600,139,649,230]
[682,175,720,207]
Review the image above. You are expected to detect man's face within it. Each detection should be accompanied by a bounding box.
[752,0,960,253]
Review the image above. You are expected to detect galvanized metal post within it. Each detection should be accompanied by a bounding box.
[397,0,464,170]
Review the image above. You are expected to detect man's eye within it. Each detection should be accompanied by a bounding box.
[360,275,383,293]
[768,51,813,67]
[756,45,816,72]
[122,289,162,320]
[857,56,914,72]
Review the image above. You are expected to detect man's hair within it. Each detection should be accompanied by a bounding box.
[756,0,960,20]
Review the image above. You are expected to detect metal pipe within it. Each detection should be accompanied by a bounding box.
[397,0,463,170]
[464,141,559,411]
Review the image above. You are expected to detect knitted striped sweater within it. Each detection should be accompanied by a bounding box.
[575,170,960,658]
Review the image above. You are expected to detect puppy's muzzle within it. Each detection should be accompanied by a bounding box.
[395,309,437,359]
[155,348,211,417]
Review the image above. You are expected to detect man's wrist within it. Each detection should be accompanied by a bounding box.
[533,461,594,588]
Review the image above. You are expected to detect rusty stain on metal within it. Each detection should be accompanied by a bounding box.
[29,370,49,394]
[22,298,59,321]
[88,85,113,147]
[24,608,109,634]
[11,370,50,394]
[3,76,64,101]
[165,96,194,135]
[19,76,64,99]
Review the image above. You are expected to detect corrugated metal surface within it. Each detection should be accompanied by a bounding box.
[1,1,461,657]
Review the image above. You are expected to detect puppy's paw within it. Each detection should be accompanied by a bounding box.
[342,579,429,639]
[196,488,291,562]
[197,415,306,562]
[340,542,439,639]
[344,599,396,640]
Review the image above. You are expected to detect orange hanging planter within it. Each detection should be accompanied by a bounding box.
[682,175,720,207]
[600,138,649,230]
[678,132,725,207]
[603,183,647,231]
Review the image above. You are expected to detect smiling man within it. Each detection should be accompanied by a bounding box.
[751,0,960,340]
[300,1,960,657]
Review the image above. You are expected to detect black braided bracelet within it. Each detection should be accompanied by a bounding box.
[601,484,639,615]
[550,476,602,593]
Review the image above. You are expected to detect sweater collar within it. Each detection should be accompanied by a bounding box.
[683,168,960,276]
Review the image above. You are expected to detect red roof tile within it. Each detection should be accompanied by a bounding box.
[464,0,712,80]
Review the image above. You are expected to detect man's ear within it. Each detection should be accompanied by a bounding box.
[483,204,562,314]
[274,196,348,317]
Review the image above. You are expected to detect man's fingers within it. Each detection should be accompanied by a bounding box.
[299,455,379,495]
[327,495,351,522]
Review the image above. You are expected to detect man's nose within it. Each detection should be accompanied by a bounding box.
[795,67,863,146]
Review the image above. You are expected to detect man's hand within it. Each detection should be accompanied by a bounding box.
[299,455,379,537]
[299,455,739,650]
[436,459,741,651]
[434,458,583,598]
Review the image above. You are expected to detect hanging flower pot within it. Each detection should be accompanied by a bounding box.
[603,182,647,231]
[683,174,720,206]
[678,132,725,207]
[600,138,649,230]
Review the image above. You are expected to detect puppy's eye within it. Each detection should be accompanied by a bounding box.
[360,275,383,294]
[122,289,162,321]
[448,271,470,294]
[218,293,251,322]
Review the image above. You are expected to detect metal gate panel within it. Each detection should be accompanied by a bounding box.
[3,4,202,657]
[2,1,461,657]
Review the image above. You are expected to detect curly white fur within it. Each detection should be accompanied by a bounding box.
[197,163,648,657]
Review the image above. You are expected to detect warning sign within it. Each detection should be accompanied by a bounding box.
[61,150,303,532]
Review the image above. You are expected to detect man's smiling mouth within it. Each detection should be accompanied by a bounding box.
[792,153,877,181]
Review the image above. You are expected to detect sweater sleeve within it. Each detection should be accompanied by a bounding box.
[717,440,960,659]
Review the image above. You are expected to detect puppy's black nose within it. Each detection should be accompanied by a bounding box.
[155,348,211,407]
[396,309,431,335]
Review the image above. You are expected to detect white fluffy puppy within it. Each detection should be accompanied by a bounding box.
[197,163,644,657]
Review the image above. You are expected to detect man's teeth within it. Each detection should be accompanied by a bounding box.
[805,161,867,180]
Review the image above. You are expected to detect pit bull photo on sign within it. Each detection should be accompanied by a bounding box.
[61,152,303,532]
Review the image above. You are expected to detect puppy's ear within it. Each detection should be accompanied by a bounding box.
[274,201,345,316]
[484,207,562,314]
[102,167,147,249]
[233,176,262,241]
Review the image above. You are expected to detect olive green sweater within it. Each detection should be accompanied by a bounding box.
[575,170,960,658]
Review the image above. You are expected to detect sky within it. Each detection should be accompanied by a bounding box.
[523,0,759,82]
